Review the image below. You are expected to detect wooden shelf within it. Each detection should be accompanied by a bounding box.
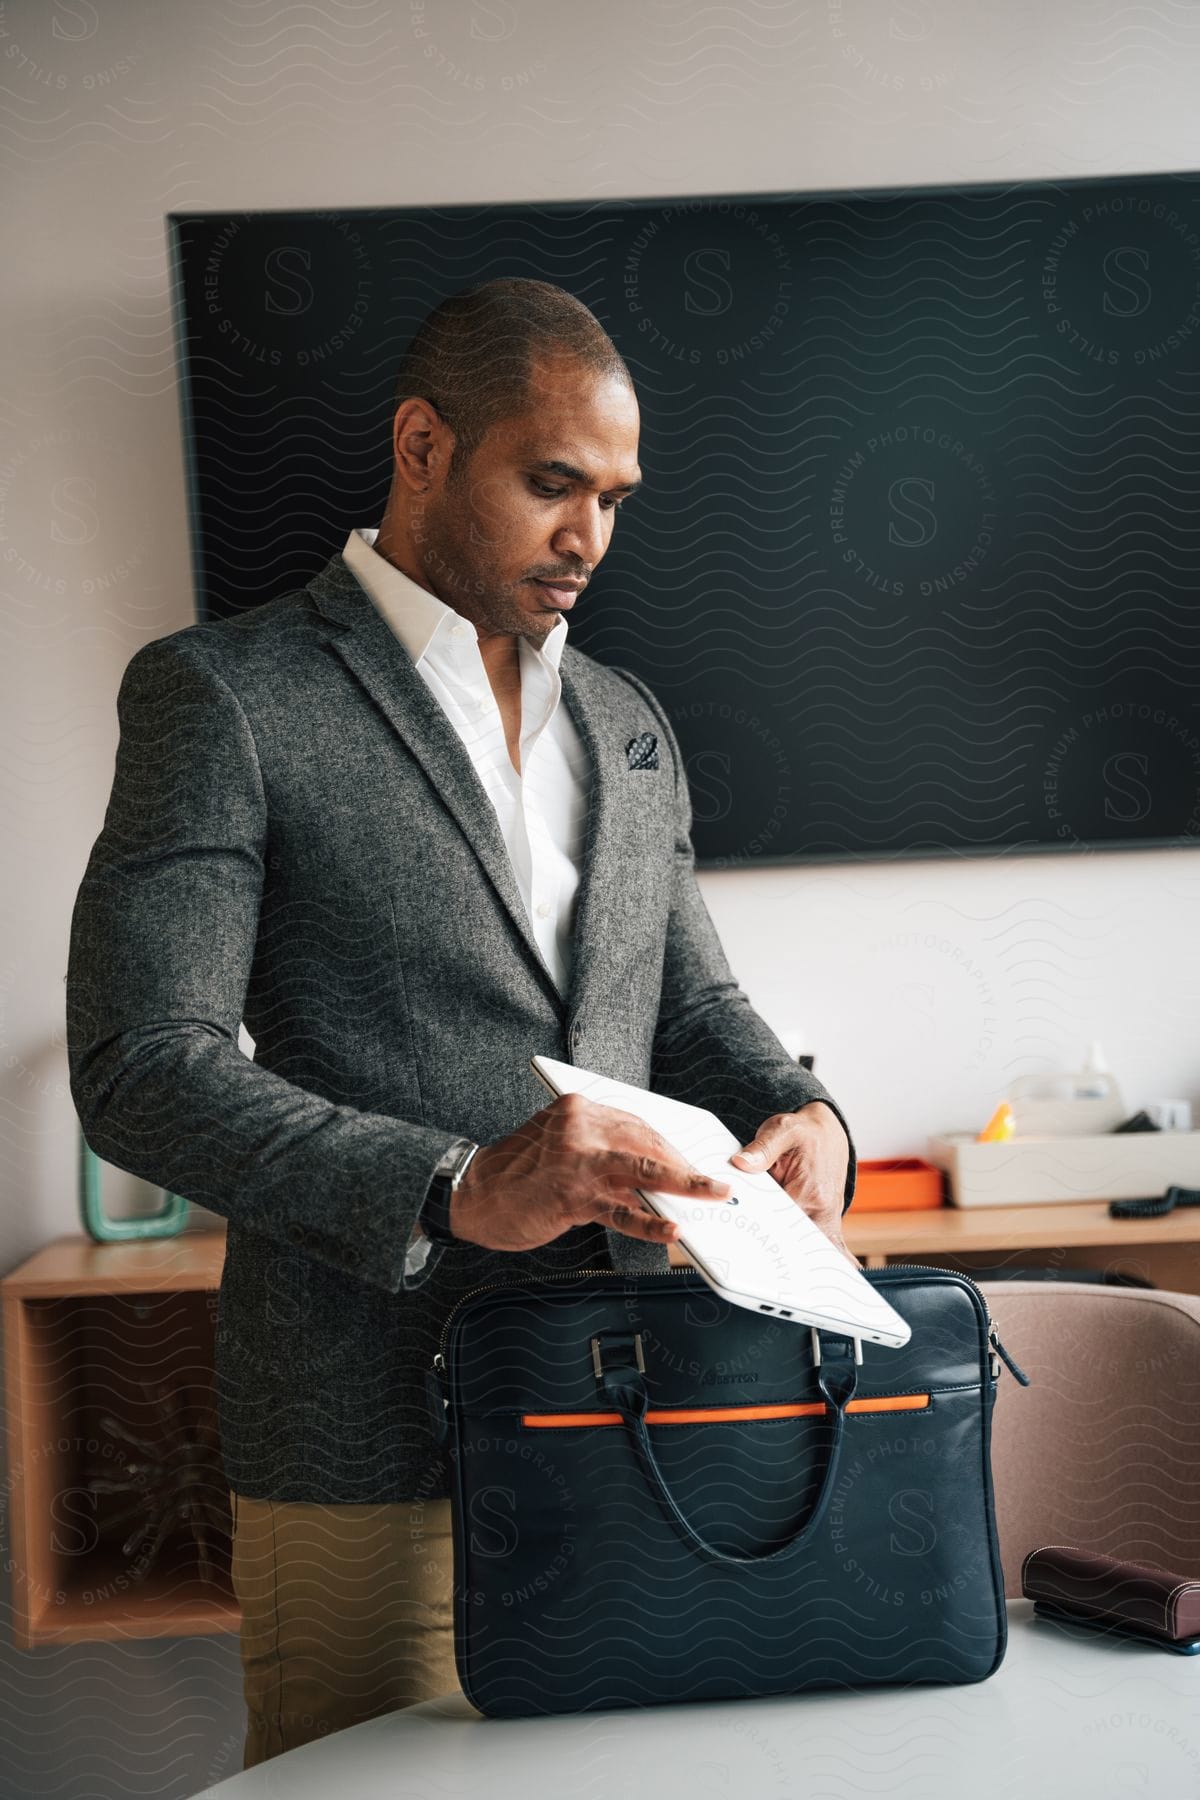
[2,1232,234,1649]
[1,1232,226,1299]
[845,1200,1200,1262]
[29,1542,240,1647]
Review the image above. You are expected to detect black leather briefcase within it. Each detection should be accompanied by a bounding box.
[428,1265,1029,1717]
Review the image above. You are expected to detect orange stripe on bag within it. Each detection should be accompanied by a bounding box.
[520,1394,931,1428]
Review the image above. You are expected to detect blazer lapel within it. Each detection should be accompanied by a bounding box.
[308,554,564,1008]
[557,652,620,1034]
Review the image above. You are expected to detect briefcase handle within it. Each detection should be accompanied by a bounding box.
[593,1329,858,1566]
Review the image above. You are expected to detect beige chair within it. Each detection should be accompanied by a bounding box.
[978,1279,1200,1597]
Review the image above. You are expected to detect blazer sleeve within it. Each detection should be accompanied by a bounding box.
[612,667,857,1214]
[66,632,464,1293]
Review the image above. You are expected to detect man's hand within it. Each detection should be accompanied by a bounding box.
[452,1093,732,1253]
[730,1101,861,1266]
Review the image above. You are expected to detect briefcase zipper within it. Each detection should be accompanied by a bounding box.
[880,1263,1030,1385]
[432,1260,1028,1385]
[520,1393,933,1427]
[434,1264,684,1367]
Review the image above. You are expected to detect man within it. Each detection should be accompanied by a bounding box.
[66,278,858,1765]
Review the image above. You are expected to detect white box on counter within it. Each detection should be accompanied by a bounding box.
[926,1130,1200,1207]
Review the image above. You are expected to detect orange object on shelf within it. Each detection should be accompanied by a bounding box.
[853,1158,945,1212]
[976,1101,1015,1143]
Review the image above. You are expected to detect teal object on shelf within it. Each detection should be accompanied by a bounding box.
[78,1134,189,1241]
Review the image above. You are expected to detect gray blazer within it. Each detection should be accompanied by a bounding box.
[66,551,856,1503]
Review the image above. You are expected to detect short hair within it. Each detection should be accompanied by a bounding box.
[392,278,632,472]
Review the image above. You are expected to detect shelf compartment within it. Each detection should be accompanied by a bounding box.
[3,1277,235,1648]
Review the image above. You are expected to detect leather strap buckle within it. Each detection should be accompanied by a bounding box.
[591,1331,645,1384]
[810,1327,864,1367]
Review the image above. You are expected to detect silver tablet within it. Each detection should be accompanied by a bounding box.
[531,1055,910,1350]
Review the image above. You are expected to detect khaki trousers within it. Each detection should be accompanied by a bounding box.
[229,1488,474,1768]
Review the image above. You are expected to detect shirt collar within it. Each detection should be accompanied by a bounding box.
[342,526,568,673]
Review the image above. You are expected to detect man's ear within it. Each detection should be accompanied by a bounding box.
[392,395,451,495]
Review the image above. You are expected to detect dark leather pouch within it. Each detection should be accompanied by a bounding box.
[1023,1544,1200,1653]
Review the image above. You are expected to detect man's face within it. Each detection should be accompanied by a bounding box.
[411,354,642,645]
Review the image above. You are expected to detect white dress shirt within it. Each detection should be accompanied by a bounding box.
[341,527,592,1280]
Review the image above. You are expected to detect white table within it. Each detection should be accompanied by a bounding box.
[207,1601,1200,1798]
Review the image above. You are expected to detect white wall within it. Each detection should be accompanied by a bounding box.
[4,3,1200,1793]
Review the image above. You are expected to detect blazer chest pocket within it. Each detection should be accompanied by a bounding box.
[626,730,659,771]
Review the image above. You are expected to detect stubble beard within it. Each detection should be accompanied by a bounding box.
[417,497,555,648]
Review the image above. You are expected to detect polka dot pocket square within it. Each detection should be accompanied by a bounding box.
[626,731,659,770]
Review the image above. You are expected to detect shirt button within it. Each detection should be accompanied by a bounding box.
[536,901,551,919]
[450,622,466,638]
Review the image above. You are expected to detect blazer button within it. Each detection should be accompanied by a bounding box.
[287,1224,305,1245]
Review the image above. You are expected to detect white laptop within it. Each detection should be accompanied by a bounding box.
[531,1055,910,1350]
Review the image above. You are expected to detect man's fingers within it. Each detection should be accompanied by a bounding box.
[596,1109,731,1198]
[610,1149,731,1200]
[731,1136,780,1169]
[602,1103,672,1148]
[590,1198,679,1241]
[731,1113,788,1168]
[577,1119,731,1198]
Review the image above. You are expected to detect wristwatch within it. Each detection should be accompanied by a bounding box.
[419,1137,480,1244]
